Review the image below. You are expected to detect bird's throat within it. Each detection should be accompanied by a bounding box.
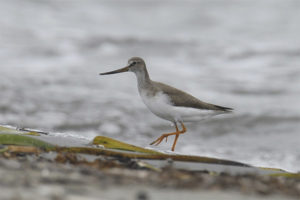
[135,70,151,89]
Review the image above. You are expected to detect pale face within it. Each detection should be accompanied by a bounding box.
[127,57,146,73]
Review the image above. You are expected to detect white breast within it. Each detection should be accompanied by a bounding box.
[139,91,223,123]
[139,91,176,122]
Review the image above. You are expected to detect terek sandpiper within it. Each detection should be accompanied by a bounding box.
[100,57,233,151]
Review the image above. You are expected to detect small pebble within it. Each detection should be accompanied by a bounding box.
[136,190,148,200]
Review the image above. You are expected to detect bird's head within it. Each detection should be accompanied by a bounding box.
[100,57,146,75]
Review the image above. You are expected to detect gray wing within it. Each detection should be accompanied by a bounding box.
[152,81,233,111]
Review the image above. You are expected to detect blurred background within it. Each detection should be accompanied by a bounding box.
[0,0,299,172]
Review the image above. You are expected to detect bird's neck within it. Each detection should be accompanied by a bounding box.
[135,69,151,89]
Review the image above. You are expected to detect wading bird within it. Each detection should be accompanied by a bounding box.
[100,57,233,151]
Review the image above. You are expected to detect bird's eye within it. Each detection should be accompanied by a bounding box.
[131,61,137,66]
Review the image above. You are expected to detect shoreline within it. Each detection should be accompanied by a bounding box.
[0,126,299,200]
[1,151,299,200]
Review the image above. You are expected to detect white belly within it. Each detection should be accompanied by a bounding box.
[139,91,223,123]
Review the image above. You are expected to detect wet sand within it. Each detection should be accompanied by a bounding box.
[1,152,299,200]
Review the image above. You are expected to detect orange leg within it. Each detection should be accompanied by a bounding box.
[150,124,179,146]
[150,122,187,151]
[171,122,186,151]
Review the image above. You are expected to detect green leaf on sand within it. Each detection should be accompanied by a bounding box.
[0,134,55,150]
[92,136,162,154]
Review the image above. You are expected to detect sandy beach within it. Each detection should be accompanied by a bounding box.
[1,147,299,200]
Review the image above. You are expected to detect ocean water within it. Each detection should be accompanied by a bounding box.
[0,0,299,172]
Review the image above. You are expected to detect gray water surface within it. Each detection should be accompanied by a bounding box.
[0,0,299,172]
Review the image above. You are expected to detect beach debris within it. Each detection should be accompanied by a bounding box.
[0,125,300,198]
[92,136,162,154]
[17,127,49,135]
[0,125,297,178]
[0,134,55,150]
[0,125,41,136]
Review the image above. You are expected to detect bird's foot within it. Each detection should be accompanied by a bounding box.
[150,134,170,146]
